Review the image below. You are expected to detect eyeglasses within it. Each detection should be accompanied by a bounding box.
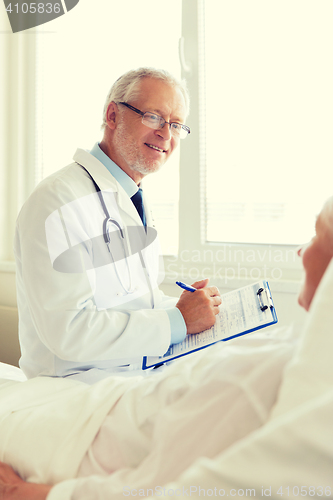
[119,102,190,139]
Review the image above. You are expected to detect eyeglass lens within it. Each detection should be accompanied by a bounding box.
[142,112,188,138]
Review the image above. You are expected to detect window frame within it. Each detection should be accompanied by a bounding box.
[0,9,37,267]
[172,0,303,291]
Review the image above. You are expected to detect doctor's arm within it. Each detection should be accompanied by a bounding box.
[175,278,222,334]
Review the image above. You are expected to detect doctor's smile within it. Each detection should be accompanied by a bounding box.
[144,143,167,153]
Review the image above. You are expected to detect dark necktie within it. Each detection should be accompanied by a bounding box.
[131,188,146,227]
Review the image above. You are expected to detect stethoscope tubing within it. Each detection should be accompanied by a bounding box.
[79,164,136,295]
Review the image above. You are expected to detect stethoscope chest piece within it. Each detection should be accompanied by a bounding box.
[80,164,135,295]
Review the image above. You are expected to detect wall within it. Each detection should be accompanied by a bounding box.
[0,268,20,366]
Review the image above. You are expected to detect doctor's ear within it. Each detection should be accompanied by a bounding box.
[105,102,118,130]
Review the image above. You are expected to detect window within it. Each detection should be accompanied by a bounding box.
[203,0,333,246]
[177,0,333,285]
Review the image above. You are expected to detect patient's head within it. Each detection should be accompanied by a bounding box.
[298,196,333,311]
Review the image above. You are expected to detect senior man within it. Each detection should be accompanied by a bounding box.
[14,67,221,383]
[1,197,333,499]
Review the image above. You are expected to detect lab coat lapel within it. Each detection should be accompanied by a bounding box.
[73,148,143,227]
[73,148,116,192]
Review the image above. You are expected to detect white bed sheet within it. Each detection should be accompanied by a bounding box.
[49,260,333,500]
[1,260,333,500]
[78,326,297,482]
[0,325,297,497]
[0,373,139,485]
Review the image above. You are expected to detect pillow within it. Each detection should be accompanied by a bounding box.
[0,362,27,382]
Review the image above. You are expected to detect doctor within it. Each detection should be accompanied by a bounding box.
[14,67,222,383]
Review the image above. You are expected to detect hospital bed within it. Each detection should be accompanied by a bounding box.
[0,260,332,499]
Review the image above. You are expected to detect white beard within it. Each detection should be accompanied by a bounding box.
[113,119,163,176]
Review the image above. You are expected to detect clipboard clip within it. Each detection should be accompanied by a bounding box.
[257,287,273,311]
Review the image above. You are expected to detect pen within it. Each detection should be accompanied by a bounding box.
[176,281,197,292]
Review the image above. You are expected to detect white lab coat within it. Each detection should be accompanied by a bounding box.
[14,149,177,380]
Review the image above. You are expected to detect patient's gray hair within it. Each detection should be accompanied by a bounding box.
[322,196,333,253]
[101,67,190,130]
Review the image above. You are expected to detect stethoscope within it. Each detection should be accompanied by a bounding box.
[80,165,137,295]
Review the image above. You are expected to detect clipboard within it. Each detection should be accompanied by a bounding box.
[142,280,278,370]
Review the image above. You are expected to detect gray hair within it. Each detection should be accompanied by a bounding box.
[322,196,333,253]
[101,67,190,130]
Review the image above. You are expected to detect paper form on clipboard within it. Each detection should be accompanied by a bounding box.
[142,280,277,370]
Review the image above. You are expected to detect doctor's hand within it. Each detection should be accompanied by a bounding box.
[0,461,52,500]
[176,279,221,335]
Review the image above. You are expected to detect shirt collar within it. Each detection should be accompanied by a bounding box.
[90,142,138,198]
